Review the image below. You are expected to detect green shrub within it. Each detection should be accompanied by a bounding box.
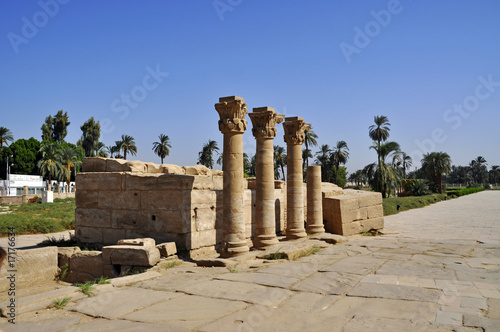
[383,194,447,216]
[406,179,430,196]
[446,187,484,197]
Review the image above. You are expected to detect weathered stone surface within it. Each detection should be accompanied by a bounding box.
[0,317,81,332]
[291,271,362,294]
[320,256,386,275]
[82,157,107,172]
[324,296,440,322]
[176,279,293,306]
[102,245,160,266]
[160,164,185,175]
[347,282,441,302]
[215,272,299,288]
[71,288,180,319]
[189,229,217,250]
[195,258,237,267]
[123,294,247,328]
[64,319,175,332]
[98,190,141,210]
[76,226,103,243]
[183,165,211,175]
[75,189,98,207]
[68,251,104,281]
[0,247,58,292]
[102,228,127,245]
[157,242,177,257]
[117,238,156,247]
[343,316,448,332]
[58,246,81,267]
[76,172,125,191]
[309,233,348,244]
[367,204,384,219]
[75,207,111,228]
[463,314,500,331]
[361,217,384,231]
[255,261,327,279]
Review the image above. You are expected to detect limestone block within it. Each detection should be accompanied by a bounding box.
[76,208,111,228]
[141,210,191,234]
[103,264,120,279]
[275,180,286,189]
[160,164,186,175]
[58,246,81,267]
[106,159,147,172]
[191,189,216,203]
[0,247,58,291]
[102,228,126,245]
[331,207,368,224]
[360,217,384,231]
[141,190,190,210]
[125,173,160,190]
[156,242,177,257]
[192,176,217,190]
[111,209,142,229]
[183,165,212,175]
[117,238,156,247]
[77,172,125,191]
[367,205,384,219]
[326,195,359,212]
[102,245,160,266]
[76,226,103,243]
[193,207,216,231]
[212,169,223,176]
[350,190,383,208]
[75,190,98,208]
[212,175,223,190]
[82,157,107,172]
[189,229,217,250]
[70,251,104,278]
[144,162,162,173]
[246,178,256,189]
[342,221,363,236]
[98,190,141,210]
[65,271,96,283]
[156,174,195,191]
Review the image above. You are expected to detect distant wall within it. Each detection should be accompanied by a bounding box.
[0,192,74,205]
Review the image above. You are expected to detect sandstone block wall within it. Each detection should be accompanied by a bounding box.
[323,189,384,236]
[76,158,287,256]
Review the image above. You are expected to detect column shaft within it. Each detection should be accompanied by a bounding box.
[286,143,307,239]
[306,165,324,234]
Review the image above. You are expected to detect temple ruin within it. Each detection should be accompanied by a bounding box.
[75,96,384,258]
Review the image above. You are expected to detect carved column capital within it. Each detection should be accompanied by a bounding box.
[249,107,285,139]
[215,96,248,134]
[283,116,311,145]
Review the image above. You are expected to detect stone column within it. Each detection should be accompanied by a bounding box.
[249,107,285,248]
[306,166,324,234]
[283,117,310,239]
[22,186,29,204]
[0,187,5,197]
[215,96,250,257]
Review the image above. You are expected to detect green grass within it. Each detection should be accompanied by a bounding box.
[74,281,95,296]
[446,187,484,197]
[162,260,182,270]
[49,297,71,309]
[0,198,75,236]
[383,194,447,216]
[96,276,111,284]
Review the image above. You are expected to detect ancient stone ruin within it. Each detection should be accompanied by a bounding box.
[74,96,384,260]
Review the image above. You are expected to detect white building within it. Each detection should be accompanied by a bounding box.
[0,174,45,196]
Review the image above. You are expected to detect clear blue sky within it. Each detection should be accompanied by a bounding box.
[1,0,499,174]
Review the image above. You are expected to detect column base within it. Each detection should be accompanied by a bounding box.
[253,234,279,249]
[220,241,249,258]
[286,228,307,239]
[306,225,325,234]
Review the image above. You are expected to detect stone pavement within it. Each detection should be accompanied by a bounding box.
[0,191,499,331]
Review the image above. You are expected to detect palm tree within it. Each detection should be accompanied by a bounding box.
[197,139,219,169]
[369,115,391,146]
[368,141,401,197]
[273,145,287,180]
[314,144,331,182]
[59,145,81,191]
[421,152,452,194]
[0,127,14,149]
[489,165,500,185]
[400,152,412,179]
[330,141,349,184]
[37,142,63,189]
[303,128,318,169]
[152,134,172,164]
[302,148,313,175]
[94,141,107,157]
[469,156,488,184]
[116,135,137,160]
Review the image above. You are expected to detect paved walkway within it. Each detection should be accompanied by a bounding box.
[1,191,499,331]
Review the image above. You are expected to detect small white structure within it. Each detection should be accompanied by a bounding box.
[42,190,53,203]
[0,174,44,196]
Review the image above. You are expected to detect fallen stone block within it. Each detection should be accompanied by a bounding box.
[117,238,156,247]
[102,245,160,267]
[69,251,104,280]
[58,246,81,267]
[156,242,177,257]
[309,233,348,244]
